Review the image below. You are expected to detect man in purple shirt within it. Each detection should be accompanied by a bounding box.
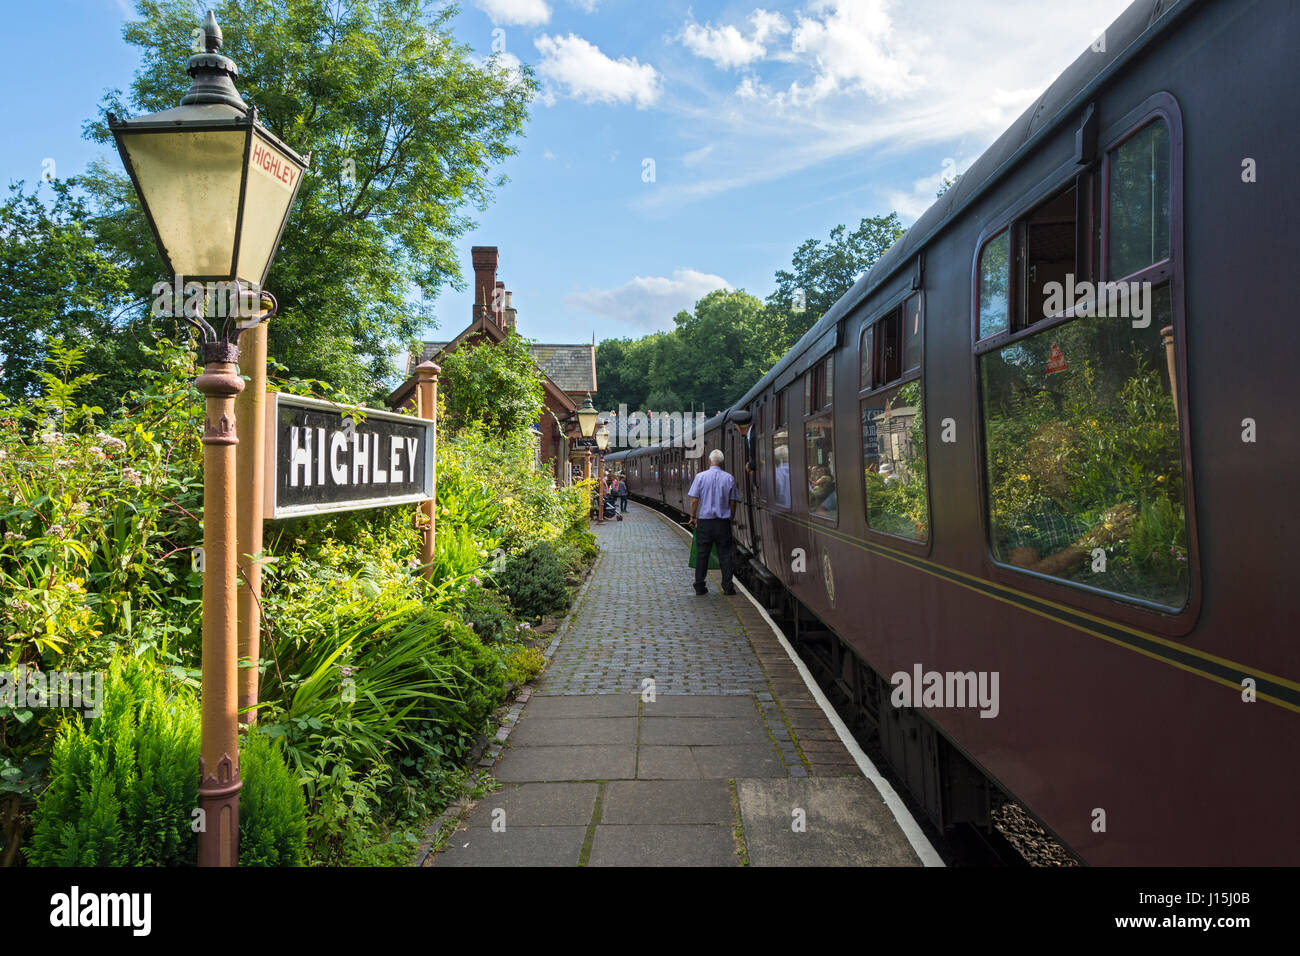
[688,449,740,596]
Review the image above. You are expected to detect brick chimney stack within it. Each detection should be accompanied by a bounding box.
[494,281,506,327]
[471,246,498,322]
[503,290,517,332]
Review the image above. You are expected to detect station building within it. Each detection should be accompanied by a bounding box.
[387,245,597,485]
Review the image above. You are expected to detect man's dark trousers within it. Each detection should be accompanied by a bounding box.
[695,517,734,591]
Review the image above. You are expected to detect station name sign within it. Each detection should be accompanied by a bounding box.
[264,393,435,519]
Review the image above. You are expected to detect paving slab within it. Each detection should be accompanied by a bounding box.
[635,746,702,779]
[508,717,638,747]
[494,745,637,782]
[639,715,770,746]
[462,783,599,828]
[434,826,588,867]
[525,695,640,717]
[641,695,760,717]
[587,825,739,867]
[736,778,922,866]
[694,744,787,778]
[600,780,734,825]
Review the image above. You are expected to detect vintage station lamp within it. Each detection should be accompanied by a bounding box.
[108,9,309,867]
[594,422,611,523]
[577,393,599,439]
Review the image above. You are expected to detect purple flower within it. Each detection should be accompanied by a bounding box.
[468,575,481,587]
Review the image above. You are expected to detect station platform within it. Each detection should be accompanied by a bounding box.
[427,504,938,867]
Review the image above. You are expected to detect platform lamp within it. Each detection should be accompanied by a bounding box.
[577,393,598,486]
[108,9,309,868]
[595,422,610,524]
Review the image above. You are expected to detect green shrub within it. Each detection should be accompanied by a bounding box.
[503,645,546,687]
[497,541,570,622]
[448,584,517,644]
[28,655,200,866]
[27,654,307,867]
[239,729,308,867]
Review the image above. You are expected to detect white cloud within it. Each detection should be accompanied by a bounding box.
[543,148,557,160]
[569,0,601,11]
[475,0,551,26]
[681,22,766,70]
[678,9,791,70]
[784,0,919,103]
[534,34,661,108]
[566,269,731,330]
[882,158,970,220]
[682,144,714,167]
[639,0,1131,213]
[749,9,791,45]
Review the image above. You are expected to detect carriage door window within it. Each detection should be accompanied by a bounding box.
[772,387,791,508]
[978,230,1011,339]
[804,358,837,521]
[861,294,928,542]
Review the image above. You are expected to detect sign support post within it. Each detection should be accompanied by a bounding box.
[234,322,267,725]
[415,361,440,577]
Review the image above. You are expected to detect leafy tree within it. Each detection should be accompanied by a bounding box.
[670,289,775,413]
[437,331,545,436]
[766,213,905,345]
[0,180,134,403]
[80,0,535,401]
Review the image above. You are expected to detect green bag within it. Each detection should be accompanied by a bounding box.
[688,528,721,570]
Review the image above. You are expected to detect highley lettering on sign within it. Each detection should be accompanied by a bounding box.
[287,427,419,489]
[252,142,298,190]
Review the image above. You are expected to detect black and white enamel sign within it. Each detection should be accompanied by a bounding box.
[264,393,434,518]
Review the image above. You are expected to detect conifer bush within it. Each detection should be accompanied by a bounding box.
[27,655,306,866]
[497,541,570,622]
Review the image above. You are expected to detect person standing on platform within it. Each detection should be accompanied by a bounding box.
[687,449,739,596]
[616,474,629,512]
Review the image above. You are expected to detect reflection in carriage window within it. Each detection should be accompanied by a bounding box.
[805,415,836,520]
[980,283,1188,607]
[862,379,928,541]
[772,388,791,508]
[1108,118,1171,280]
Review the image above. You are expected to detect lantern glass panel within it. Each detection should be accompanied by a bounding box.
[120,129,246,278]
[237,134,305,285]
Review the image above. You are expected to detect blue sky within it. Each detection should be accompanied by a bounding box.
[1,0,1132,355]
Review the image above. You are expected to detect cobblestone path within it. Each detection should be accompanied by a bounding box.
[427,503,926,867]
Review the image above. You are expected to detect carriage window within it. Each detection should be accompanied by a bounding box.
[1023,186,1077,323]
[860,324,875,390]
[805,358,832,412]
[978,230,1011,338]
[756,405,768,501]
[903,294,923,371]
[773,388,791,508]
[805,416,837,521]
[980,283,1188,608]
[862,378,928,542]
[1108,119,1171,280]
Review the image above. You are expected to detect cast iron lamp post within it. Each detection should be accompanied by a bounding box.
[577,393,597,499]
[594,422,610,524]
[108,9,309,867]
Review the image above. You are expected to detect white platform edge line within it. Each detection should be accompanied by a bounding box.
[644,504,945,868]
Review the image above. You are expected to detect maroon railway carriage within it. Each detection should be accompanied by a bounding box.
[608,0,1300,866]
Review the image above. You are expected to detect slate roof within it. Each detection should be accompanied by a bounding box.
[408,339,596,394]
[528,344,596,394]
